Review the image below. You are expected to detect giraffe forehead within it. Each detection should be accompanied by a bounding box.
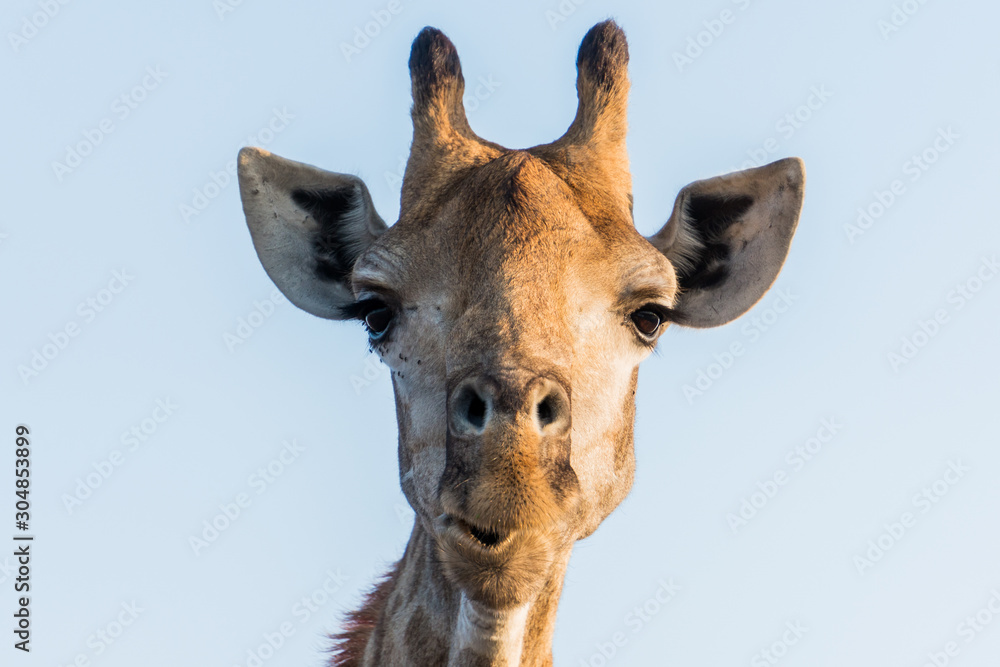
[368,152,630,295]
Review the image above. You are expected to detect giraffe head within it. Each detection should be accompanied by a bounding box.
[238,21,804,610]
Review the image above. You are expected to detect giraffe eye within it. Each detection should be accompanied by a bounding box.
[364,306,393,340]
[630,308,662,337]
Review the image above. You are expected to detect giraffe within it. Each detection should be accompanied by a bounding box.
[237,20,804,667]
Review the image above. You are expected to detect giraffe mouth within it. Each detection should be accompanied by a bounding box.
[435,512,560,607]
[454,517,509,549]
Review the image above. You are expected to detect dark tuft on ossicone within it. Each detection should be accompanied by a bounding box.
[409,27,463,108]
[576,20,629,92]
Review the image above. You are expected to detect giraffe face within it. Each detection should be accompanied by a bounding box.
[237,21,804,611]
[349,150,675,606]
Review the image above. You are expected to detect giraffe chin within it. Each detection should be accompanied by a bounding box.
[434,513,566,609]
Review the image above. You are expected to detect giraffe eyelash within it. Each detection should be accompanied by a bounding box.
[340,297,386,320]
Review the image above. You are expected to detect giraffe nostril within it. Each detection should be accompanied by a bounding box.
[532,379,570,436]
[536,395,555,426]
[450,382,491,435]
[466,393,486,429]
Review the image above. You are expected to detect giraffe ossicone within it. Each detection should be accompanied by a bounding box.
[238,20,805,667]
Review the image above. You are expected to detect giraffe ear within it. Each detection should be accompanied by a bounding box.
[648,158,805,328]
[237,147,387,319]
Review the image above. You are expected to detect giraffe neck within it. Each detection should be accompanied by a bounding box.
[352,521,568,666]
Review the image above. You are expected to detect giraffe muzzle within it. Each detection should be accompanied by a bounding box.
[440,370,579,531]
[435,369,580,605]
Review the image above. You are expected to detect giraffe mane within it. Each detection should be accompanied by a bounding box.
[326,562,401,667]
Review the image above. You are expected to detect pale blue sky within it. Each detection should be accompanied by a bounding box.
[3,1,999,665]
